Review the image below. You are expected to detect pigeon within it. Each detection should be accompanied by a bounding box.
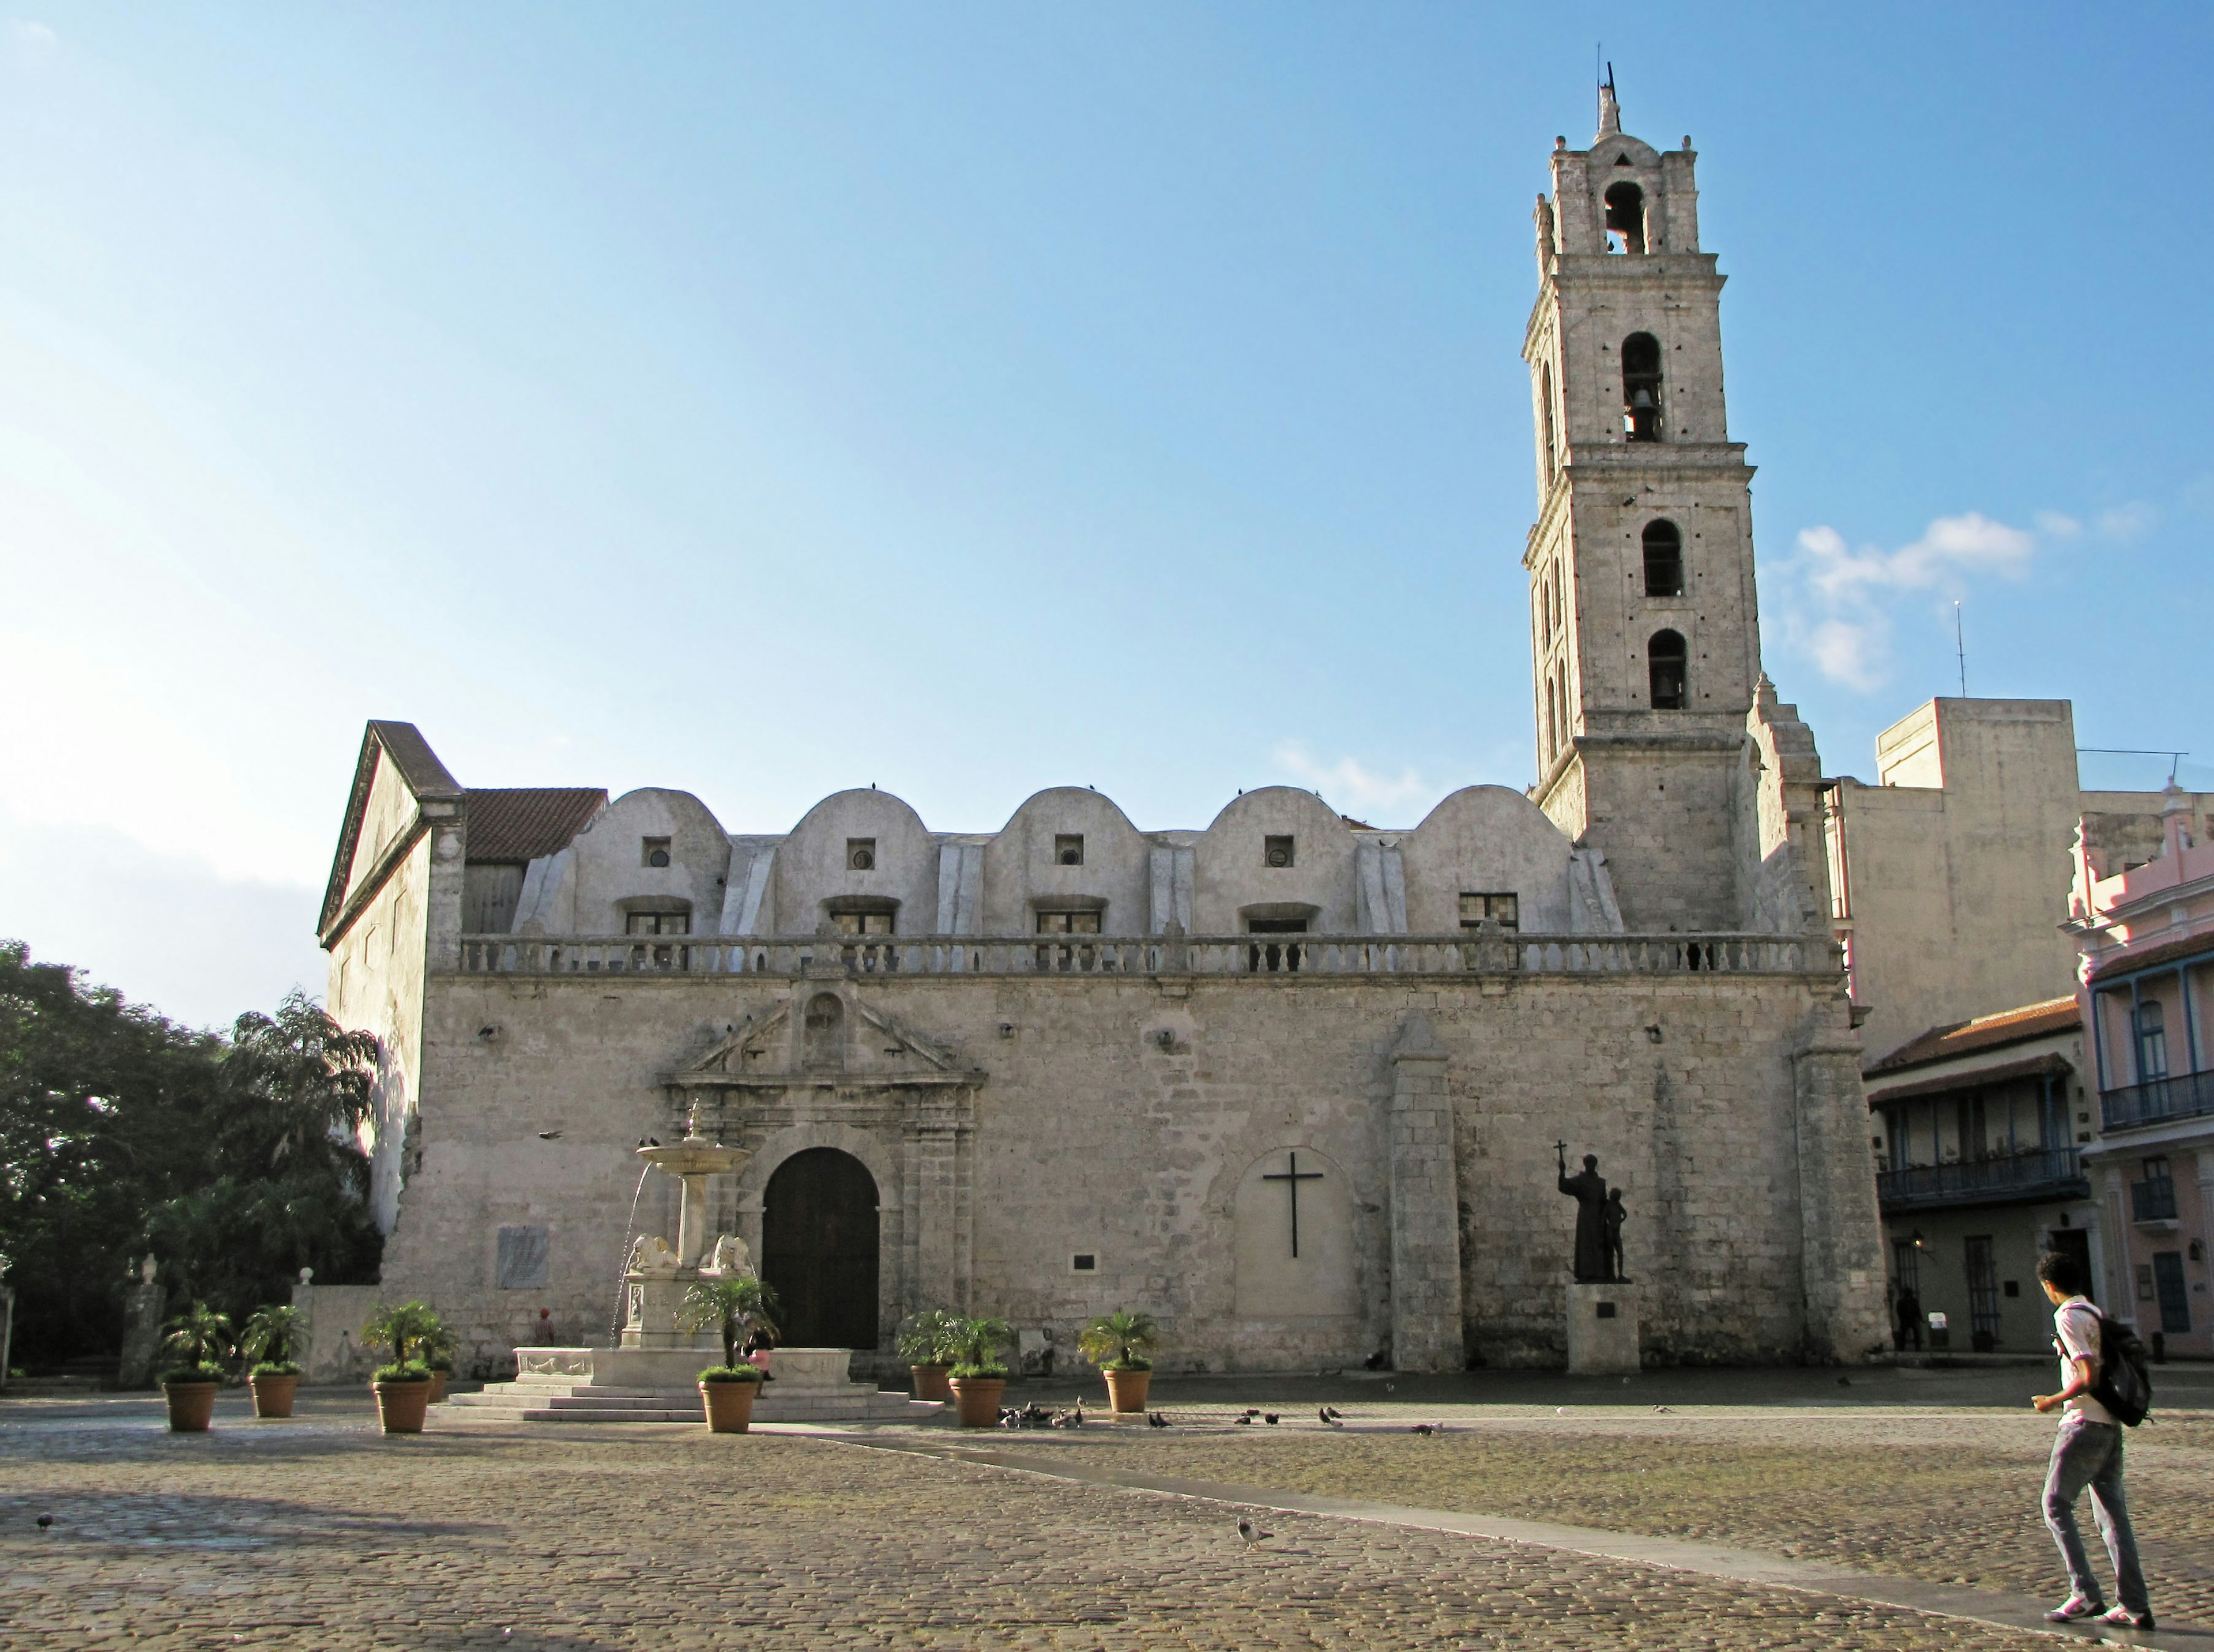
[536,1130,562,1140]
[647,1137,662,1146]
[36,1515,52,1530]
[1318,1406,1343,1428]
[1234,1414,1253,1425]
[1383,1382,1395,1393]
[1263,1412,1279,1425]
[1555,1406,1571,1416]
[1235,1516,1274,1551]
[1321,1405,1345,1421]
[1147,1410,1170,1428]
[1242,1407,1262,1417]
[1652,1405,1673,1414]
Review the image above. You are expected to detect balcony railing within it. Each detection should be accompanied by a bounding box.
[2131,1178,2180,1223]
[2100,1069,2214,1132]
[1876,1147,2088,1210]
[453,931,1826,980]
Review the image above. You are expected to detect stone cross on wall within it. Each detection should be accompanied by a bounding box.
[1261,1152,1324,1258]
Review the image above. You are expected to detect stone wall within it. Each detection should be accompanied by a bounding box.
[374,964,1888,1375]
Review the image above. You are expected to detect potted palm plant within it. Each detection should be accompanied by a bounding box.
[240,1304,304,1419]
[419,1318,458,1404]
[159,1302,233,1433]
[897,1308,961,1402]
[946,1315,1014,1427]
[1078,1309,1161,1413]
[677,1276,780,1434]
[362,1300,439,1434]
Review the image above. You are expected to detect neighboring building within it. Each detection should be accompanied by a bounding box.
[1863,998,2093,1352]
[2072,788,2214,1356]
[318,89,1893,1378]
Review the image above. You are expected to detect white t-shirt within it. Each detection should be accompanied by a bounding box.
[2054,1296,2117,1425]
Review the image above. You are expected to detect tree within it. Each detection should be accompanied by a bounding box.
[677,1276,781,1371]
[159,1302,234,1379]
[0,944,386,1369]
[1077,1308,1161,1371]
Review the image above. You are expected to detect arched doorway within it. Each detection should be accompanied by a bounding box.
[761,1148,880,1349]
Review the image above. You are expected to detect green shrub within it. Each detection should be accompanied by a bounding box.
[1078,1309,1161,1372]
[697,1364,766,1384]
[250,1360,302,1378]
[239,1304,302,1370]
[160,1301,235,1375]
[943,1314,1013,1374]
[372,1360,431,1384]
[160,1362,224,1385]
[949,1360,1009,1379]
[895,1307,962,1366]
[675,1276,781,1370]
[362,1301,444,1367]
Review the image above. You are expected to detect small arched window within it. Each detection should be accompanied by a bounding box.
[1545,674,1560,760]
[803,991,845,1069]
[1648,630,1688,710]
[1539,361,1560,481]
[1603,182,1646,255]
[1622,333,1662,441]
[1643,521,1684,597]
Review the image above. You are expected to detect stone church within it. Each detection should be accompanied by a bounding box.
[319,89,1890,1375]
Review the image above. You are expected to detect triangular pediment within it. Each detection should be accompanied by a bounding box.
[672,991,982,1088]
[319,721,465,944]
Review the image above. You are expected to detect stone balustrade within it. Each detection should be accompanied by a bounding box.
[454,931,1827,979]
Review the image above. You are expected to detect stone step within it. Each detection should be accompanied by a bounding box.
[447,1385,933,1424]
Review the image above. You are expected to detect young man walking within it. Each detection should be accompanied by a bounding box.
[2031,1250,2153,1630]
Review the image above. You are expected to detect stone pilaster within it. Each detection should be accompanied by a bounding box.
[1388,1014,1463,1371]
[903,1089,976,1316]
[1789,1009,1890,1361]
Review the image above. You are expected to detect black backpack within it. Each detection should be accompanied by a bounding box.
[2093,1314,2154,1427]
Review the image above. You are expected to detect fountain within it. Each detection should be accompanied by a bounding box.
[449,1115,927,1424]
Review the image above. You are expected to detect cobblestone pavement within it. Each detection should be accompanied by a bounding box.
[1026,1398,2214,1630]
[0,1393,2140,1652]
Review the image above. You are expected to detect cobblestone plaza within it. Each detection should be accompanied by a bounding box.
[5,1370,2210,1649]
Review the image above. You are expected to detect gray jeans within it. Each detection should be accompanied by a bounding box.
[2043,1412,2149,1612]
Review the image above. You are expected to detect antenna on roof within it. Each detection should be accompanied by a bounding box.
[1953,602,1967,697]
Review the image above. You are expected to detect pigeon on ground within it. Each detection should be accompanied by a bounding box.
[1555,1406,1571,1416]
[36,1515,52,1530]
[1147,1410,1170,1428]
[1318,1406,1343,1428]
[1652,1405,1673,1414]
[1234,1415,1253,1425]
[1321,1405,1345,1420]
[1410,1423,1443,1436]
[1263,1412,1279,1425]
[1236,1516,1274,1551]
[1242,1407,1261,1417]
[537,1130,562,1140]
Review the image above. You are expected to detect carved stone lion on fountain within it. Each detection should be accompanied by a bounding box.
[701,1234,755,1278]
[626,1235,681,1276]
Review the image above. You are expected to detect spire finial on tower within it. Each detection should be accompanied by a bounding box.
[1597,61,1621,137]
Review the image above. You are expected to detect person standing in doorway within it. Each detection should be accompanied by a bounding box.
[1894,1285,1922,1352]
[2032,1250,2152,1630]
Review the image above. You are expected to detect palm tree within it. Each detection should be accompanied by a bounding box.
[361,1300,442,1373]
[1078,1309,1161,1370]
[947,1315,1014,1375]
[676,1276,781,1371]
[160,1302,234,1378]
[239,1304,302,1371]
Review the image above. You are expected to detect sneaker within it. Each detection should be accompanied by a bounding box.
[2044,1597,2105,1623]
[2099,1606,2155,1630]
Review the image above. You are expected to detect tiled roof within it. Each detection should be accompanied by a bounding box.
[2086,930,2214,983]
[1863,1052,2074,1104]
[1866,995,2080,1076]
[466,789,607,863]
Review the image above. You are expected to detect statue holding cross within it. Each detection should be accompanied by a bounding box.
[1262,1151,1325,1258]
[1556,1141,1621,1283]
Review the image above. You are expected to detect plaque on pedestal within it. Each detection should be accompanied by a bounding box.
[1565,1281,1641,1375]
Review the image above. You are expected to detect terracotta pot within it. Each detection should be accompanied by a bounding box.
[428,1370,450,1404]
[1102,1367,1152,1413]
[163,1381,219,1433]
[372,1379,432,1435]
[910,1364,952,1401]
[699,1379,760,1433]
[948,1375,1006,1428]
[248,1374,299,1419]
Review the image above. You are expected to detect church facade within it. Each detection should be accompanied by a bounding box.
[319,93,1891,1375]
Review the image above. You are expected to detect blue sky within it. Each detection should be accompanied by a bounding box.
[3,4,2209,1026]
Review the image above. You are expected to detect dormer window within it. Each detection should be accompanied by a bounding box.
[1037,910,1101,935]
[1054,834,1084,866]
[642,836,672,868]
[846,838,876,871]
[1264,835,1295,869]
[627,911,690,936]
[1459,892,1520,933]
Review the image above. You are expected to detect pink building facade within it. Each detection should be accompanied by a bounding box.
[2073,787,2214,1357]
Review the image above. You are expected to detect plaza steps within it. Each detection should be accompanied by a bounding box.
[445,1376,934,1425]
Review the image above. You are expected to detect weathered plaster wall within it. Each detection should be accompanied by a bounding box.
[327,833,431,1234]
[376,966,1885,1374]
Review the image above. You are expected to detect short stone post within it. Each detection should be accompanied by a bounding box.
[1388,1014,1463,1372]
[115,1255,165,1389]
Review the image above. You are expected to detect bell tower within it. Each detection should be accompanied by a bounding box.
[1524,77,1765,932]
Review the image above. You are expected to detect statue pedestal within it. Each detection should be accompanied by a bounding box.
[618,1272,720,1353]
[1565,1281,1641,1376]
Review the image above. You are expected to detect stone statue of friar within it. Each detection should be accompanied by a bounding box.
[1556,1144,1614,1283]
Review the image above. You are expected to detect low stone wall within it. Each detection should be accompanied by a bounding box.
[291,1283,386,1385]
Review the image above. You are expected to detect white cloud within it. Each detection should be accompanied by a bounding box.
[2034,510,2081,538]
[1271,742,1434,820]
[1779,512,2038,692]
[2096,501,2156,540]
